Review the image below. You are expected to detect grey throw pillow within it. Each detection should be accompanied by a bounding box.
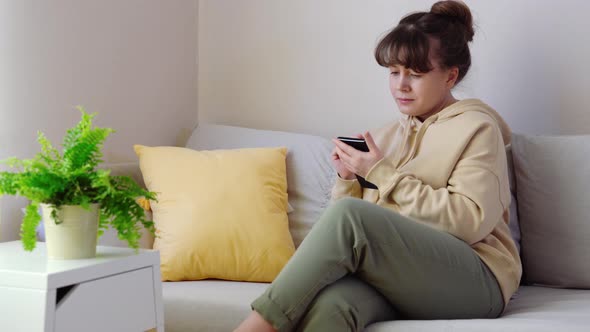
[506,144,521,254]
[512,133,590,288]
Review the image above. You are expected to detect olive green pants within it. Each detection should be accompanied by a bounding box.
[251,197,504,332]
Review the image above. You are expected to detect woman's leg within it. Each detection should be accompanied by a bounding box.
[294,275,398,332]
[246,197,503,331]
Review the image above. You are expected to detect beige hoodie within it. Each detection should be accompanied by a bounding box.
[331,98,522,306]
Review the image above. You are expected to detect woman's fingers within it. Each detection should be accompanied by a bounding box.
[334,145,356,172]
[332,138,357,157]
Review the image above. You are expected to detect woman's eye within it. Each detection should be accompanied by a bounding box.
[410,73,422,78]
[390,72,399,76]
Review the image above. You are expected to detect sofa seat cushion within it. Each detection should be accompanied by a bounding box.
[162,280,266,332]
[162,282,590,332]
[366,286,590,332]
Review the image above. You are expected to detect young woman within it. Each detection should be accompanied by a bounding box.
[235,1,521,331]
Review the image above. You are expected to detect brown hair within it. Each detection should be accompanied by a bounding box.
[375,0,474,84]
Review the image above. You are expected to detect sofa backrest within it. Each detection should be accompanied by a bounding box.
[30,124,590,293]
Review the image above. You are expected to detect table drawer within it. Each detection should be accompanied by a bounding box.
[54,267,157,332]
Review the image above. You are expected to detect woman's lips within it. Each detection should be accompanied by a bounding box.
[397,98,414,105]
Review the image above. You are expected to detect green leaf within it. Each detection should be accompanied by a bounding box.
[21,203,41,251]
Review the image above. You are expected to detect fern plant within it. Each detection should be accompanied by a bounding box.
[0,106,156,251]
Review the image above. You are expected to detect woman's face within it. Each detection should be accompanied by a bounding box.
[388,61,457,121]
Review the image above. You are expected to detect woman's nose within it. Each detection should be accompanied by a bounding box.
[397,76,410,91]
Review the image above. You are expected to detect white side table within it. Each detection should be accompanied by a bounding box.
[0,241,164,332]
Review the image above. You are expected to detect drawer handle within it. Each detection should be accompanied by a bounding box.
[56,284,78,307]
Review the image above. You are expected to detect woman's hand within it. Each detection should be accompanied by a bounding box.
[331,134,362,180]
[331,131,384,179]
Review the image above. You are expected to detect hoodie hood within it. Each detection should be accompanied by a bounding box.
[395,99,511,168]
[434,99,511,145]
[399,99,511,145]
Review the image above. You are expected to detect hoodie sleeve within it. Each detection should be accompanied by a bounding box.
[330,176,363,201]
[365,122,510,245]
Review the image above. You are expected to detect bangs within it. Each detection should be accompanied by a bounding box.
[375,25,433,73]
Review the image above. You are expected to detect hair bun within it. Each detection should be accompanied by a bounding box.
[431,0,474,42]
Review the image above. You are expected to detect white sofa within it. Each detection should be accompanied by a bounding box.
[87,123,590,331]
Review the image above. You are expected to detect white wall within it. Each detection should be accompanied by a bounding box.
[198,0,590,137]
[0,0,199,241]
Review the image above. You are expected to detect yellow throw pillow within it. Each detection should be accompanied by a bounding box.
[134,145,295,282]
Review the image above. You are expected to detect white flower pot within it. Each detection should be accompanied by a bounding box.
[41,203,99,260]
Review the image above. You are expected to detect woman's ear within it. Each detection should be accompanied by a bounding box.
[446,67,459,88]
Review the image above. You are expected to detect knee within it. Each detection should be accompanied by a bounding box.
[326,197,365,220]
[331,197,363,210]
[320,197,368,227]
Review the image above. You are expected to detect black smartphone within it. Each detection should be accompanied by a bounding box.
[337,137,370,152]
[336,137,378,189]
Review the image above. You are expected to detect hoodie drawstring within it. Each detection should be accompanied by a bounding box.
[397,115,438,168]
[394,117,412,168]
[404,115,437,165]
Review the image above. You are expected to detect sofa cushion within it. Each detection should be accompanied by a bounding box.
[163,280,267,332]
[366,286,590,332]
[185,123,336,247]
[134,145,295,282]
[161,282,590,332]
[512,134,590,288]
